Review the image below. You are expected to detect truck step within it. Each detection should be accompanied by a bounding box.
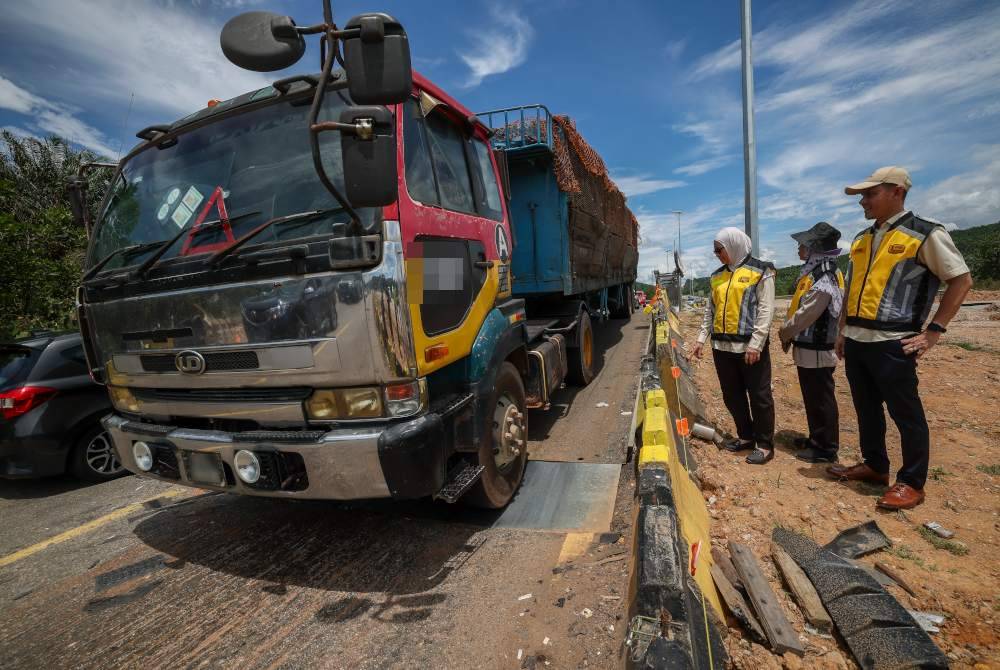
[434,462,485,503]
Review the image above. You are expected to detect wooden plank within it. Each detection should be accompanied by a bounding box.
[711,565,766,643]
[874,561,917,597]
[729,541,804,656]
[770,543,832,632]
[711,546,743,590]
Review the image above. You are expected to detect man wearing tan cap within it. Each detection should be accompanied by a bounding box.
[827,166,972,509]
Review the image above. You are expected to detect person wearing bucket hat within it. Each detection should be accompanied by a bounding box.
[827,166,973,510]
[779,222,845,464]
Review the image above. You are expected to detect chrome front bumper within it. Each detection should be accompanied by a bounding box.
[104,413,394,500]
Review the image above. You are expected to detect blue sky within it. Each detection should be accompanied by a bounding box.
[2,0,999,281]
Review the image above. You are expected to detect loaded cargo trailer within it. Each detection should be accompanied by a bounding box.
[478,105,639,385]
[70,4,639,509]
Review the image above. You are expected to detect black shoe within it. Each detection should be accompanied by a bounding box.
[792,437,813,449]
[746,447,774,465]
[723,439,754,452]
[794,447,838,463]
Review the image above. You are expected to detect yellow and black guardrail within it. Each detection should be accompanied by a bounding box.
[625,293,727,668]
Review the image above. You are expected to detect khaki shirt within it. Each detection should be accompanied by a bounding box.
[843,210,970,342]
[698,271,776,353]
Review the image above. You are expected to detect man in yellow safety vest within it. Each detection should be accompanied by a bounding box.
[827,167,973,510]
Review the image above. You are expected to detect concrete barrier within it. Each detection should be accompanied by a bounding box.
[626,294,727,668]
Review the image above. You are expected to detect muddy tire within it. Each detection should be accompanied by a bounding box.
[70,424,126,482]
[567,310,595,386]
[465,362,528,509]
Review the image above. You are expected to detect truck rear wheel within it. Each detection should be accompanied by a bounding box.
[567,310,595,386]
[465,362,528,509]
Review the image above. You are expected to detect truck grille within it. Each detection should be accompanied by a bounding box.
[133,387,311,403]
[139,351,260,373]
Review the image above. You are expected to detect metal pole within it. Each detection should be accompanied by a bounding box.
[740,0,760,256]
[671,210,683,256]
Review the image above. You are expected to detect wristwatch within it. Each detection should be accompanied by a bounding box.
[927,322,947,334]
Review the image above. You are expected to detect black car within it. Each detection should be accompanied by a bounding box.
[0,331,122,481]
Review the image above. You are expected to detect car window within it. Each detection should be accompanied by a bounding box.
[0,346,37,390]
[31,342,89,381]
[424,111,475,214]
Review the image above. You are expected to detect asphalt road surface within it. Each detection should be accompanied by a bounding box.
[0,312,649,670]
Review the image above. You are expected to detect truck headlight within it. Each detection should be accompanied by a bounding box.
[132,441,153,471]
[305,387,383,419]
[108,386,141,413]
[234,450,261,484]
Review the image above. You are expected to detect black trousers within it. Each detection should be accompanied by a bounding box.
[712,342,775,448]
[844,338,930,489]
[796,365,839,454]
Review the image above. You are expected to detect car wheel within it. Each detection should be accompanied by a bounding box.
[464,362,528,509]
[71,424,126,482]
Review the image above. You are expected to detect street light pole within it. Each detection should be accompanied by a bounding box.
[671,210,683,257]
[740,0,760,256]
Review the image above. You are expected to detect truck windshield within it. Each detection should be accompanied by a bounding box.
[87,90,380,275]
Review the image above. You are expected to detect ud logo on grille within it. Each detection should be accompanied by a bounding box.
[175,350,206,374]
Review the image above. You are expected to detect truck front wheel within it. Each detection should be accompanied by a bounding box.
[567,310,595,386]
[465,362,528,509]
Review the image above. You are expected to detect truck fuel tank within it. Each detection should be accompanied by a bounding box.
[526,334,567,410]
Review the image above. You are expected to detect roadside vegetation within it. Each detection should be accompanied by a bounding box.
[0,132,110,341]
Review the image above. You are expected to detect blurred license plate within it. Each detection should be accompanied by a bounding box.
[186,451,224,486]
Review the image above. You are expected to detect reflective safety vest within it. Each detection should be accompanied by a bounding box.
[710,256,774,342]
[787,261,845,350]
[846,213,942,332]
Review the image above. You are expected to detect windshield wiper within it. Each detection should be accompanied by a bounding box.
[82,240,168,282]
[132,211,261,280]
[209,208,347,268]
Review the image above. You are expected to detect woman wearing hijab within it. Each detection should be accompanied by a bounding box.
[692,228,777,465]
[779,222,845,463]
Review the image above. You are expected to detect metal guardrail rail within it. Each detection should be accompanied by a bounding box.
[476,104,554,152]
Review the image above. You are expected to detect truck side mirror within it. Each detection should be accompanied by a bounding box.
[220,11,306,72]
[340,106,397,207]
[342,13,412,104]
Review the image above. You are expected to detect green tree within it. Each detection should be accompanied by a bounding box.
[0,131,111,340]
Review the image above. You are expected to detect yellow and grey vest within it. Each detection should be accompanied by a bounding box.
[787,261,845,350]
[710,256,774,342]
[846,213,942,331]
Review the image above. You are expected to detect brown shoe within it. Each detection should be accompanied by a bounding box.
[877,483,925,510]
[825,462,890,485]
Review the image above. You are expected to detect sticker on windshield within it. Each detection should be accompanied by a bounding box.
[166,187,181,205]
[171,203,193,228]
[181,186,203,212]
[157,203,170,221]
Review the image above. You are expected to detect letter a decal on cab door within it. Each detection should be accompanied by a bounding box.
[495,223,510,263]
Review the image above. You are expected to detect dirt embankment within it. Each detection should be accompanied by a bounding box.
[679,293,1000,669]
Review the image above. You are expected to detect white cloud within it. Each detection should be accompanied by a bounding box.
[613,173,686,197]
[457,11,533,88]
[0,75,114,156]
[911,148,1000,227]
[681,0,1000,246]
[674,155,733,176]
[3,1,271,119]
[0,75,49,114]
